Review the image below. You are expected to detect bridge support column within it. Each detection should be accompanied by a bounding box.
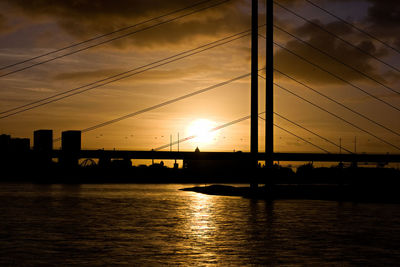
[250,0,259,189]
[265,0,274,169]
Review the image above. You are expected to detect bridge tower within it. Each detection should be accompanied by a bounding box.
[265,0,274,167]
[250,0,259,188]
[251,0,274,188]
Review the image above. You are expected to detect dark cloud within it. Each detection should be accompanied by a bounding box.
[365,0,400,49]
[303,0,400,50]
[52,64,215,82]
[0,14,7,32]
[3,0,397,85]
[277,0,305,6]
[3,0,250,49]
[274,19,389,85]
[366,0,400,27]
[53,68,125,81]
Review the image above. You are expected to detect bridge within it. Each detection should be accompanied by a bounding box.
[1,0,400,172]
[48,150,400,164]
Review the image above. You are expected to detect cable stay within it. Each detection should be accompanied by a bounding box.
[154,112,330,153]
[154,113,260,151]
[268,39,400,113]
[1,28,256,119]
[45,67,333,154]
[273,24,400,96]
[259,116,330,153]
[80,72,254,134]
[267,80,400,151]
[3,0,396,155]
[0,0,231,78]
[259,32,400,112]
[273,111,353,153]
[304,0,400,55]
[0,0,218,72]
[52,70,260,142]
[274,68,400,138]
[274,1,400,74]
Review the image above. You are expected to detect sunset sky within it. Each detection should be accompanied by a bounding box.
[0,0,399,154]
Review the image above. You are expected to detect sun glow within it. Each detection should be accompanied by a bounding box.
[186,119,219,146]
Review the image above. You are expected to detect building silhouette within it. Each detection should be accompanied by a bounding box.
[34,130,53,167]
[0,134,11,152]
[10,138,30,153]
[34,130,53,152]
[61,130,81,168]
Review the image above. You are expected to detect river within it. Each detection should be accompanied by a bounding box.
[0,183,399,266]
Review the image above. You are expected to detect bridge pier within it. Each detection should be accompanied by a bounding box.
[250,0,259,189]
[265,0,274,168]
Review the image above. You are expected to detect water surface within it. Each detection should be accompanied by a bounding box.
[0,183,399,265]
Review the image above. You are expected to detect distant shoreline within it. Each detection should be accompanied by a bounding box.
[2,165,400,202]
[180,184,400,203]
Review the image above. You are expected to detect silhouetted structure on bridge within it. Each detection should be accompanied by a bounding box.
[0,134,30,173]
[34,129,53,166]
[61,130,81,168]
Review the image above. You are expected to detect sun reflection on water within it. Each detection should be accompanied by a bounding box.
[189,192,215,232]
[185,192,219,262]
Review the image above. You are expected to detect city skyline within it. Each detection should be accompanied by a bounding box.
[0,0,399,154]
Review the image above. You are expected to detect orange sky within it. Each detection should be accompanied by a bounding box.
[0,0,399,154]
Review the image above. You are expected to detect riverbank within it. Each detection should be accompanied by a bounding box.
[2,164,400,185]
[181,184,400,203]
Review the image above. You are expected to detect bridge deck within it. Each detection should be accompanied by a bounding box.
[48,150,400,163]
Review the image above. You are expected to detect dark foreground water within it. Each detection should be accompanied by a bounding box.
[0,183,400,266]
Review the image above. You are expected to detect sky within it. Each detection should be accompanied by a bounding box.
[0,0,399,155]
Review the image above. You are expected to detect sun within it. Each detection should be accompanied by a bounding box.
[186,119,219,146]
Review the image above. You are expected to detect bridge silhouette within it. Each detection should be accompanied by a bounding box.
[1,0,400,171]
